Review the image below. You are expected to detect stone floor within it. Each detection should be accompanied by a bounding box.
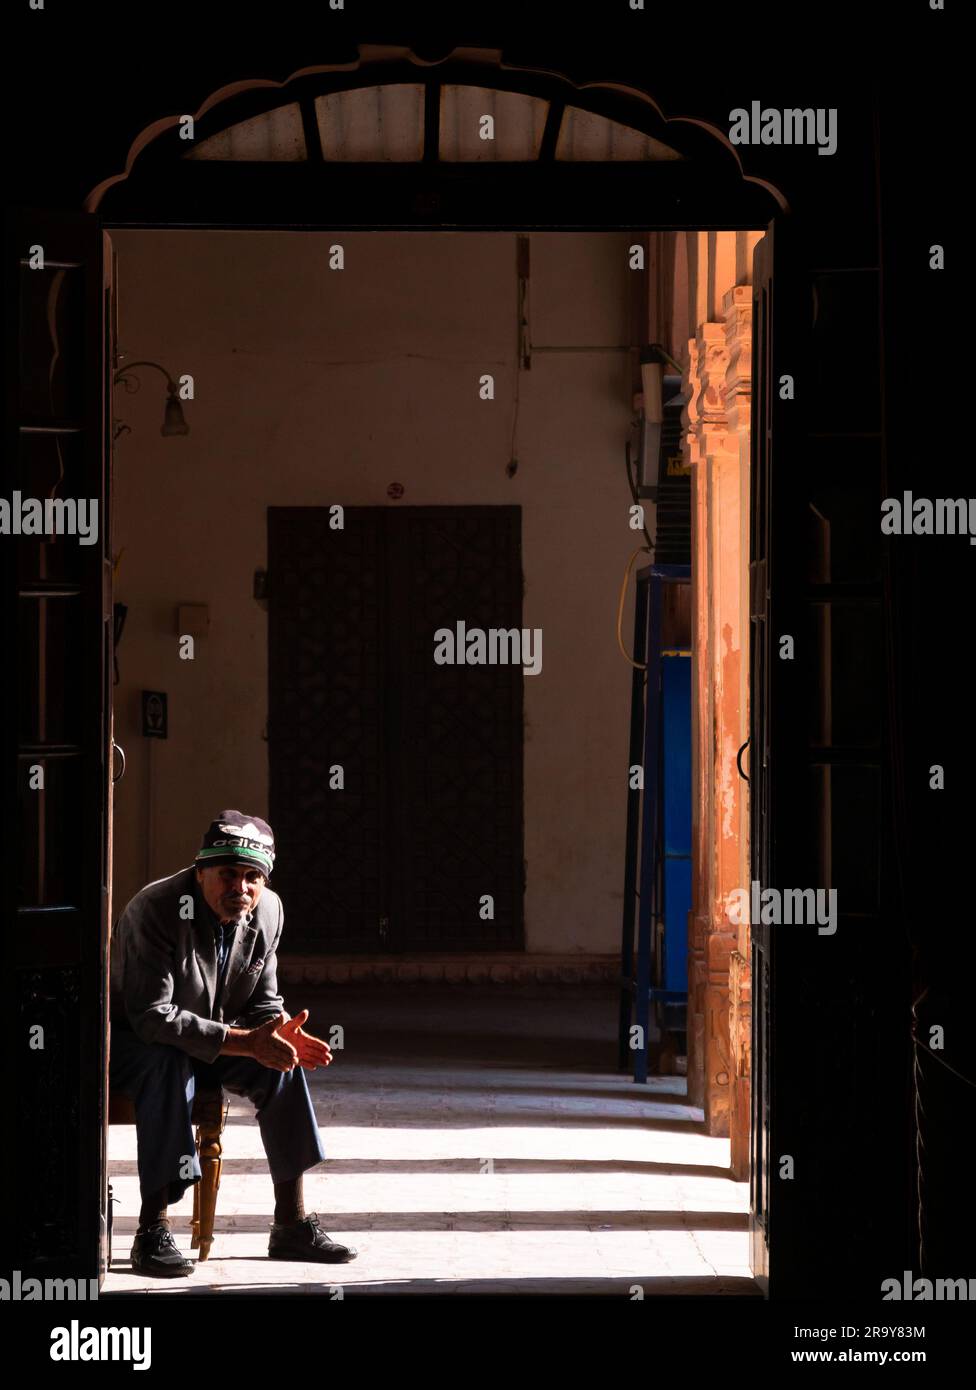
[102,987,759,1297]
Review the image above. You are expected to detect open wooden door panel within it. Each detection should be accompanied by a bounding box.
[748,215,906,1297]
[2,210,113,1279]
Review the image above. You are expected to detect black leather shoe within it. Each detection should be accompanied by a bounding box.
[268,1213,358,1263]
[130,1222,195,1277]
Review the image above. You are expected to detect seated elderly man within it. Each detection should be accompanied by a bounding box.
[110,809,357,1276]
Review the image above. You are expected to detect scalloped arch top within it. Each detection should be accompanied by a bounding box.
[83,46,788,214]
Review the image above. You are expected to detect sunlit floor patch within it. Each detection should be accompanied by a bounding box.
[102,989,757,1296]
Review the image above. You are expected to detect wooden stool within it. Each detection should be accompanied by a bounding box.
[108,1086,229,1262]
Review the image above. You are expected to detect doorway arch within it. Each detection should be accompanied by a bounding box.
[85,46,787,227]
[17,40,902,1303]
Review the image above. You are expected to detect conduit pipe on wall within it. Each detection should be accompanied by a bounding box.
[616,546,652,669]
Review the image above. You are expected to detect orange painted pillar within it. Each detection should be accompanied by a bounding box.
[685,285,754,1142]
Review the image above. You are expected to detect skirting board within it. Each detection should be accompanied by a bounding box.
[278,954,621,987]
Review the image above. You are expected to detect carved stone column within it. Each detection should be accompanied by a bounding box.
[683,282,753,1147]
[685,321,735,1126]
[722,284,753,1173]
[683,333,708,1110]
[701,321,738,1137]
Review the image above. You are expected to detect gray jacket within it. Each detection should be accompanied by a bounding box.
[110,865,287,1063]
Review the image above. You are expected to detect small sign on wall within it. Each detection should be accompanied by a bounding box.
[142,691,168,739]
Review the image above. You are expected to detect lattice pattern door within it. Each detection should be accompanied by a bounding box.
[391,509,524,950]
[268,508,385,953]
[268,506,524,953]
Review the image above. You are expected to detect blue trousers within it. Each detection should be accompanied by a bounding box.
[110,1026,328,1204]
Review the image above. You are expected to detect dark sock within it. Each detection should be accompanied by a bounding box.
[138,1187,170,1233]
[273,1175,305,1225]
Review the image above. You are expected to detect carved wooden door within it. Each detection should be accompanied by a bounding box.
[268,506,524,953]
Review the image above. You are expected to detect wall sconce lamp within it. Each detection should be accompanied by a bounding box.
[113,359,189,442]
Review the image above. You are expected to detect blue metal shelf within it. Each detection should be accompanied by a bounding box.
[618,564,691,1083]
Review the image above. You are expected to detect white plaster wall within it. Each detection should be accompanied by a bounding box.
[109,230,642,953]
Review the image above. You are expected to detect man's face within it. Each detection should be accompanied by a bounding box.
[195,863,266,923]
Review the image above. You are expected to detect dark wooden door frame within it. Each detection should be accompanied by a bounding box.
[9,55,903,1296]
